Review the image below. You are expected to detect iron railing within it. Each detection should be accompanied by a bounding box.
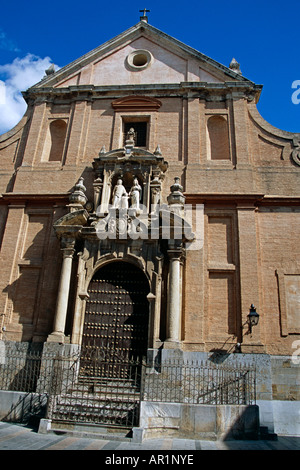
[0,347,43,393]
[143,359,256,405]
[0,347,256,427]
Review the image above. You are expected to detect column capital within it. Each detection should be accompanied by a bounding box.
[61,246,75,259]
[60,236,76,257]
[167,249,185,263]
[167,241,185,263]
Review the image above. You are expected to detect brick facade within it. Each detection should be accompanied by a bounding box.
[0,21,299,364]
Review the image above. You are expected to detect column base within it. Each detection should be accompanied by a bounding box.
[46,332,66,343]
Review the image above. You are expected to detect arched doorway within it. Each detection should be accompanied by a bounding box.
[81,261,150,377]
[49,262,150,430]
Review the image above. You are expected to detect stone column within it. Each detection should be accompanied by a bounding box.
[71,252,88,345]
[47,239,75,343]
[165,247,183,348]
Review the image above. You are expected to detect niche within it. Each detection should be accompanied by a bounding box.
[207,115,230,160]
[48,119,67,162]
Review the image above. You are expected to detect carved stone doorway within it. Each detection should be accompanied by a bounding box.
[80,261,150,377]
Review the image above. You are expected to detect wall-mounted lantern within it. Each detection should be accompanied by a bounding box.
[247,304,259,332]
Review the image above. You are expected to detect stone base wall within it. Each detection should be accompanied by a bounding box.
[257,400,300,436]
[137,402,259,440]
[0,391,47,423]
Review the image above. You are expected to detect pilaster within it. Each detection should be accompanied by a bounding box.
[237,203,263,351]
[231,95,251,166]
[0,204,26,339]
[186,96,200,164]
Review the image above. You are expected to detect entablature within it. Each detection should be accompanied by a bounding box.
[22,81,263,105]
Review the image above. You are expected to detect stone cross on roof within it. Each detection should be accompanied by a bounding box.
[140,8,150,22]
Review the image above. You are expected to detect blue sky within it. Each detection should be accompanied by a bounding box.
[0,0,299,134]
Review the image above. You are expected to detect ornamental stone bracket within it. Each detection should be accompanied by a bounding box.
[291,137,300,166]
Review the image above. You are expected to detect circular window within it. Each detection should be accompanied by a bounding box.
[126,49,153,70]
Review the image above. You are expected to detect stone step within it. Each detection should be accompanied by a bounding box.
[51,401,138,425]
[67,376,141,397]
[52,405,136,419]
[67,388,140,397]
[48,422,133,440]
[54,394,139,407]
[50,375,142,427]
[259,426,278,441]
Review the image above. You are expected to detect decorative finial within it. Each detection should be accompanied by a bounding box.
[167,177,185,210]
[45,64,55,76]
[69,177,88,210]
[99,145,106,155]
[154,145,162,156]
[229,58,242,75]
[140,8,150,23]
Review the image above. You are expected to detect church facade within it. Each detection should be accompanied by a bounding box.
[0,17,299,438]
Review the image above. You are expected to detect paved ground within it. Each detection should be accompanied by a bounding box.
[0,422,299,451]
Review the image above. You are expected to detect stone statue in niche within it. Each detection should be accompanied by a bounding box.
[129,177,142,209]
[112,178,128,209]
[127,128,135,144]
[151,187,160,210]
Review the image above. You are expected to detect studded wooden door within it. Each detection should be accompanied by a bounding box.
[81,262,150,376]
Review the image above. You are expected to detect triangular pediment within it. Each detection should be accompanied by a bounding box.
[30,22,254,91]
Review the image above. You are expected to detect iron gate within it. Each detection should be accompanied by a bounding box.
[46,349,145,428]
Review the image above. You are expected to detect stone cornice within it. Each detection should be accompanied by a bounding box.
[185,193,300,206]
[23,82,262,104]
[185,193,264,206]
[0,193,69,205]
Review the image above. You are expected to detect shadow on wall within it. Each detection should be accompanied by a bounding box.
[1,165,101,343]
[0,391,47,428]
[221,405,260,441]
[2,216,62,342]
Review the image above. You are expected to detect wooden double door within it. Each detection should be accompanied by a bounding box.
[81,262,150,376]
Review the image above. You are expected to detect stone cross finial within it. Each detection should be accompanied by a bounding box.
[140,8,150,22]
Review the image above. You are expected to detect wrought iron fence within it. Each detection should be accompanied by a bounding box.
[143,359,256,405]
[0,347,43,393]
[0,346,256,427]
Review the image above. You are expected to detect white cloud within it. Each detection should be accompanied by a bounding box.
[0,54,59,135]
[0,28,20,53]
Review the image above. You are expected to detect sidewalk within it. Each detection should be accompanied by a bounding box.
[0,422,299,451]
